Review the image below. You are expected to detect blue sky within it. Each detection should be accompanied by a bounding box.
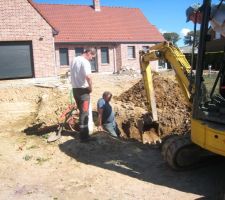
[34,0,218,47]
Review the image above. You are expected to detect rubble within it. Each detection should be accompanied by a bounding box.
[117,67,141,77]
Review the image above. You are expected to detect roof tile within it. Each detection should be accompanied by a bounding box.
[36,4,164,43]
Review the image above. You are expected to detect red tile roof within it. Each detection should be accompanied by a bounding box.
[36,3,164,43]
[27,0,58,34]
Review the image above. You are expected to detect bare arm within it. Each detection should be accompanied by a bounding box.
[86,74,92,93]
[97,107,104,131]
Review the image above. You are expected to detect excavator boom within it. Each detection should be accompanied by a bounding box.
[140,41,193,105]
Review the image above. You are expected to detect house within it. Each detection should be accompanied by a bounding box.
[0,0,164,80]
[0,0,57,79]
[179,45,198,69]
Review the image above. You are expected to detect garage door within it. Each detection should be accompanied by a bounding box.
[0,42,34,79]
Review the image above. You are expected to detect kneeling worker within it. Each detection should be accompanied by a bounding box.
[97,91,120,137]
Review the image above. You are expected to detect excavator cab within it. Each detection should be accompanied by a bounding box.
[165,0,225,169]
[139,0,225,170]
[191,0,225,125]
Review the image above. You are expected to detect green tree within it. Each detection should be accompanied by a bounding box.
[163,32,180,45]
[184,30,200,46]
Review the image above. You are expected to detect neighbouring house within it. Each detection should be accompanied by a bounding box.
[0,0,164,80]
[179,27,225,70]
[179,45,198,69]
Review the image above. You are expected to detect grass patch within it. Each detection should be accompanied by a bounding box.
[36,157,50,165]
[26,145,39,150]
[23,155,33,161]
[203,73,219,95]
[41,133,50,139]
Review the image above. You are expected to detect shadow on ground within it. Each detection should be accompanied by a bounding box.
[59,132,225,200]
[23,122,80,140]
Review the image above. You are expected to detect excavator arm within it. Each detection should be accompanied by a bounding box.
[139,41,193,120]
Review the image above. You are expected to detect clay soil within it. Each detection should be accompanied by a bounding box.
[0,71,224,200]
[114,73,191,142]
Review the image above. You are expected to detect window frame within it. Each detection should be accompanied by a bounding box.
[59,48,69,66]
[127,46,136,59]
[101,47,109,64]
[142,46,149,52]
[75,47,84,56]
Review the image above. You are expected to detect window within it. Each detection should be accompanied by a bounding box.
[142,46,149,52]
[127,46,135,59]
[59,48,69,65]
[101,47,109,64]
[75,47,84,56]
[158,59,167,69]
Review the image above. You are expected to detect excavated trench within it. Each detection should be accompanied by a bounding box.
[0,73,191,144]
[114,74,191,143]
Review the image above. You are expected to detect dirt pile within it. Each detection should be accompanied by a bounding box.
[114,74,191,139]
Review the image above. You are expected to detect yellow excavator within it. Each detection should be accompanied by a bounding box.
[139,0,225,170]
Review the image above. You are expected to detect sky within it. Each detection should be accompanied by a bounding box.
[34,0,219,47]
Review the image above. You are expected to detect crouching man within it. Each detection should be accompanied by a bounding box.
[97,91,120,137]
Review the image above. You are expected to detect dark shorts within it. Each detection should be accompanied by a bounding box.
[72,88,90,140]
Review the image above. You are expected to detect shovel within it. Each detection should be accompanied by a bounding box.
[47,104,77,143]
[47,126,63,143]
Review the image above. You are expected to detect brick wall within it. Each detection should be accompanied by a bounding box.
[55,43,161,74]
[119,43,159,72]
[115,44,122,72]
[55,44,117,74]
[0,0,56,78]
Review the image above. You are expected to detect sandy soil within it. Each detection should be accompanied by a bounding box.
[0,71,224,200]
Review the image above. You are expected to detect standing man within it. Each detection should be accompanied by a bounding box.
[70,48,96,142]
[97,91,120,138]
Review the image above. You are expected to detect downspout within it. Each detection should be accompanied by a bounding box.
[52,29,58,77]
[113,45,117,73]
[52,37,57,76]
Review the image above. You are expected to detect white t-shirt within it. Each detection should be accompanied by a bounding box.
[211,4,225,37]
[70,56,92,88]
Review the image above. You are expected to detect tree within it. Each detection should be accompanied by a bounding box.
[184,30,200,46]
[163,32,180,45]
